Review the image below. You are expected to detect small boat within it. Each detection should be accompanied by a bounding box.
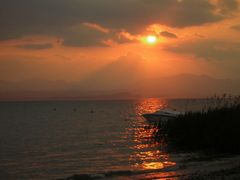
[142,108,184,125]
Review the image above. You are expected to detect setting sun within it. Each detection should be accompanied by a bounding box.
[147,35,157,44]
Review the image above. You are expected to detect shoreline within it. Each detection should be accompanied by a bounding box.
[60,154,240,180]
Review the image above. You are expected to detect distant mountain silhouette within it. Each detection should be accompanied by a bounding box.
[135,74,240,98]
[0,79,72,91]
[0,74,239,100]
[76,53,148,91]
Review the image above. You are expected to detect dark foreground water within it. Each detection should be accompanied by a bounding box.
[0,98,236,179]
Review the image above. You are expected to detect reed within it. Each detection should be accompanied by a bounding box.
[154,95,240,153]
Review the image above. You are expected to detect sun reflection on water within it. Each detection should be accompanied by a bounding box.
[135,98,167,116]
[142,162,164,169]
[129,98,176,172]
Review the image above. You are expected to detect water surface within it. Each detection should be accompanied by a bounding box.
[0,98,207,179]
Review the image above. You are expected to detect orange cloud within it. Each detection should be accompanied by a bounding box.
[82,22,110,33]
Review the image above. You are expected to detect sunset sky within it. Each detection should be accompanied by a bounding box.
[0,0,240,99]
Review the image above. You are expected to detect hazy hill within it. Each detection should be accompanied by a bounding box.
[76,54,148,91]
[135,74,240,98]
[1,73,239,100]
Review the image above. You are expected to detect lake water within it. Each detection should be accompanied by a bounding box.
[0,98,208,179]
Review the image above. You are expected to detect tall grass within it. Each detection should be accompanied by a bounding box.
[154,95,240,153]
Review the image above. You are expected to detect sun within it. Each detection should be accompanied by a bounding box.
[141,35,159,45]
[146,35,157,44]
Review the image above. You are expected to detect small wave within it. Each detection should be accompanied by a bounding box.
[57,173,106,180]
[58,166,178,180]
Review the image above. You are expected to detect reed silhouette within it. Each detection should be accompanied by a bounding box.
[154,94,240,153]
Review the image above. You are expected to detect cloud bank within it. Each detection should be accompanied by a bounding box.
[0,0,239,46]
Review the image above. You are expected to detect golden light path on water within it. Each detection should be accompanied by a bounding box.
[125,98,177,178]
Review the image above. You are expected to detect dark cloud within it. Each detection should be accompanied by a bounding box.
[61,25,136,47]
[164,40,240,61]
[160,31,178,38]
[0,0,239,46]
[17,43,53,50]
[61,25,110,47]
[216,0,239,15]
